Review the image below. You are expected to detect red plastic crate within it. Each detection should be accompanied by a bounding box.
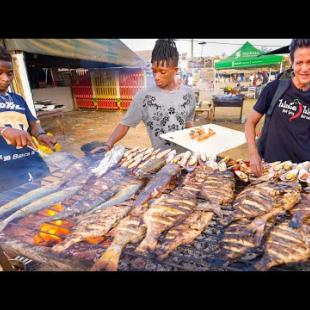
[97,99,119,110]
[72,86,93,99]
[76,99,95,109]
[72,71,92,86]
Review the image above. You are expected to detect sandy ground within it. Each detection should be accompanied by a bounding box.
[40,98,264,160]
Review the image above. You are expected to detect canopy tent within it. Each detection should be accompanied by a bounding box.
[4,39,145,68]
[214,41,283,70]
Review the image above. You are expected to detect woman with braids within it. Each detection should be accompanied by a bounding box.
[91,39,196,153]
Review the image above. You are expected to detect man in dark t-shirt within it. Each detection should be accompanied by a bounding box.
[245,39,310,176]
[0,47,56,193]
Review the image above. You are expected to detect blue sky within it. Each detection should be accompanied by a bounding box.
[121,39,291,57]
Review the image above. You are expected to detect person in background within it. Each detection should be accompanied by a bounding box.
[0,47,56,193]
[91,39,196,154]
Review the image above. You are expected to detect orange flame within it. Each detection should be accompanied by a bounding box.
[33,203,71,246]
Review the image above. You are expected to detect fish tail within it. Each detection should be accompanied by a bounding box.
[136,235,158,254]
[91,245,122,271]
[52,237,78,253]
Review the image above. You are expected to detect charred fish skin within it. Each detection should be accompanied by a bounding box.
[52,204,132,254]
[156,211,213,261]
[91,215,146,271]
[220,219,257,261]
[135,187,197,254]
[0,185,82,233]
[133,163,181,207]
[200,170,235,206]
[289,193,310,228]
[254,221,310,271]
[226,182,301,225]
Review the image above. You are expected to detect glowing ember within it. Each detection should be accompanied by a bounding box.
[85,236,105,244]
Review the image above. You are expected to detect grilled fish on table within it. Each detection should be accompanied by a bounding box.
[156,211,213,261]
[255,221,310,271]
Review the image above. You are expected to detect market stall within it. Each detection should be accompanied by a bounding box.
[0,145,310,271]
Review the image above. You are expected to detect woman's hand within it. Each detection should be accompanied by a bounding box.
[37,134,57,151]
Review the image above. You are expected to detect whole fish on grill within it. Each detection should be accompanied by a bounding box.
[133,163,181,207]
[135,185,197,254]
[289,192,310,228]
[134,156,167,178]
[255,221,310,271]
[91,208,147,271]
[0,186,82,233]
[36,174,141,224]
[52,203,132,253]
[242,185,301,245]
[225,181,301,225]
[92,145,126,177]
[220,218,275,261]
[87,178,146,215]
[199,169,235,207]
[156,211,213,261]
[0,183,62,219]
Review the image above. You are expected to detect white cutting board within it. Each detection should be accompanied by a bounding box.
[160,123,246,156]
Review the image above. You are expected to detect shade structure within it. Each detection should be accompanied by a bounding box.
[215,41,283,70]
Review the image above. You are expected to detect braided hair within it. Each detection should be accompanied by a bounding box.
[151,39,179,67]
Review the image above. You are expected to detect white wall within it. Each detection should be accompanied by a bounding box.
[31,87,74,112]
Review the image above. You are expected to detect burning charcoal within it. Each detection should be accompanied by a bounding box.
[131,257,147,270]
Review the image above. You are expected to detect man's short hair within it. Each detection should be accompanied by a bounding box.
[151,39,179,67]
[0,46,12,62]
[289,39,310,62]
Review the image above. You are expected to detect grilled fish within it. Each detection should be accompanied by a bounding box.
[220,219,256,261]
[156,211,213,260]
[289,192,310,228]
[220,218,274,261]
[135,186,197,254]
[0,186,82,232]
[134,156,167,178]
[91,212,146,271]
[52,204,132,253]
[226,181,301,224]
[241,185,301,245]
[255,221,310,271]
[88,179,145,214]
[200,169,235,206]
[0,183,62,219]
[133,163,181,207]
